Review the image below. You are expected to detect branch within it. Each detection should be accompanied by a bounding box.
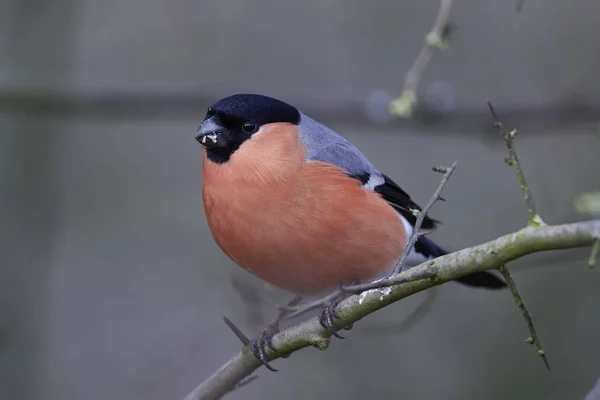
[497,265,549,370]
[389,0,454,118]
[183,220,600,400]
[488,102,544,226]
[487,102,552,368]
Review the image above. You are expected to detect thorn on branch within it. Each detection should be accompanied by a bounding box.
[223,316,250,346]
[498,265,550,371]
[225,296,303,373]
[487,102,545,227]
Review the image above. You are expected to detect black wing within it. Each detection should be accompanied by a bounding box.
[373,173,439,230]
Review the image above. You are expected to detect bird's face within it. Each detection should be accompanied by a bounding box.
[196,94,301,164]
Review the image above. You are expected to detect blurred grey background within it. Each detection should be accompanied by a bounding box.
[1,1,600,399]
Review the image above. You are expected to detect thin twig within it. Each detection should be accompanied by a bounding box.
[389,0,454,118]
[498,265,550,370]
[487,103,549,370]
[393,162,457,274]
[488,102,545,226]
[345,263,437,295]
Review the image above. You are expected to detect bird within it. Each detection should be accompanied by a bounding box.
[195,93,506,369]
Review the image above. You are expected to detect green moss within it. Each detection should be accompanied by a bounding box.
[310,337,330,351]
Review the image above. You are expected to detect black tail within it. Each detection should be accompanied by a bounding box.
[414,236,507,290]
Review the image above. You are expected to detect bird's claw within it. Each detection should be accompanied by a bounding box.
[318,296,353,338]
[249,324,290,372]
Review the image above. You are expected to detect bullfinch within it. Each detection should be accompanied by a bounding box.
[195,93,506,368]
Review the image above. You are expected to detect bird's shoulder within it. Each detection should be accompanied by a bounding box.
[295,114,438,230]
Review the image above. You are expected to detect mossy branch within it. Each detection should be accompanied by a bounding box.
[183,219,600,400]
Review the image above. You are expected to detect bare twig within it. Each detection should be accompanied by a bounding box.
[488,102,545,226]
[498,265,550,370]
[487,102,550,370]
[346,260,438,295]
[183,220,600,400]
[389,0,454,118]
[394,162,456,274]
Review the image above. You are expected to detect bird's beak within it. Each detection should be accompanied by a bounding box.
[195,117,229,148]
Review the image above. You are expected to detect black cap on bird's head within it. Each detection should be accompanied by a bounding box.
[196,93,301,163]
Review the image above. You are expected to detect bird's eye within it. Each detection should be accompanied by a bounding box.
[242,121,258,134]
[204,108,215,120]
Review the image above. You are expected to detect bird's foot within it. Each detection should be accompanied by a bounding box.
[248,322,290,371]
[318,293,353,338]
[246,295,302,371]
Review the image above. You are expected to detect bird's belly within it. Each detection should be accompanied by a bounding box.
[204,179,407,295]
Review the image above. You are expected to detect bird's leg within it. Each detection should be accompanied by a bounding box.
[317,292,353,339]
[249,295,302,371]
[317,280,358,338]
